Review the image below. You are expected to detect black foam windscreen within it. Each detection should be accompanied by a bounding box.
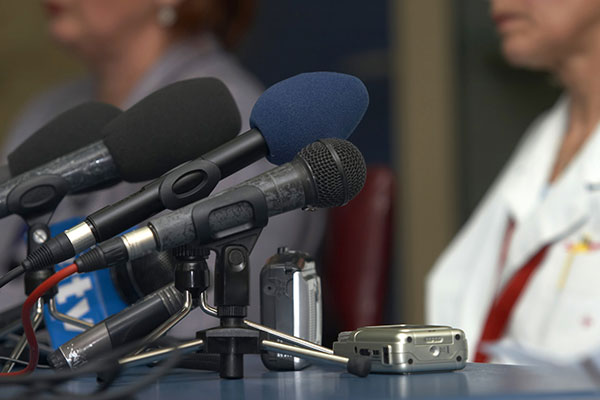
[102,78,241,182]
[7,102,122,177]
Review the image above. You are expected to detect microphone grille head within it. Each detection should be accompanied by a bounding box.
[297,138,366,208]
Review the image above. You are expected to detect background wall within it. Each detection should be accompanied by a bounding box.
[0,2,82,145]
[237,0,390,165]
[392,0,458,324]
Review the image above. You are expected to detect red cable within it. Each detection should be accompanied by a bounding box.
[0,263,78,376]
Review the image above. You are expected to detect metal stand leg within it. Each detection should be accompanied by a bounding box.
[261,340,355,369]
[246,320,334,355]
[48,298,93,330]
[199,291,333,355]
[119,338,204,368]
[98,238,371,378]
[196,289,369,377]
[1,299,44,373]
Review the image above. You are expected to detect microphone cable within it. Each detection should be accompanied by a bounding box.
[0,312,184,400]
[0,265,25,290]
[0,264,78,376]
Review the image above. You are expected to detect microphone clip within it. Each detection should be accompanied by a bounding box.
[7,174,69,225]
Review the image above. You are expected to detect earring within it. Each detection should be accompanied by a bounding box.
[157,5,177,28]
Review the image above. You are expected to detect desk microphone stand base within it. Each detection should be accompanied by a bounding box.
[121,233,371,379]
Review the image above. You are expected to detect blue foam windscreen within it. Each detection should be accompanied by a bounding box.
[249,72,369,165]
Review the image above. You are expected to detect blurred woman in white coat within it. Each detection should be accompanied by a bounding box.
[427,0,600,364]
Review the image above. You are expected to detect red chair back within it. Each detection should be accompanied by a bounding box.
[322,165,394,332]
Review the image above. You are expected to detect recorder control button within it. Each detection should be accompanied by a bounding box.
[429,346,440,357]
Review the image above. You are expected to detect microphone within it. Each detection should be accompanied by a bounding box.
[0,78,239,222]
[75,138,367,272]
[22,72,368,272]
[0,102,121,219]
[5,102,122,179]
[47,283,184,370]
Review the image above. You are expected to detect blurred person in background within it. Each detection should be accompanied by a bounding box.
[0,0,324,335]
[428,0,600,365]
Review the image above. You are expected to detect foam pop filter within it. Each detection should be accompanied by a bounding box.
[250,71,369,165]
[8,102,122,177]
[102,78,241,182]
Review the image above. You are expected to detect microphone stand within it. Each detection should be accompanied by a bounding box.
[123,229,370,379]
[1,176,90,371]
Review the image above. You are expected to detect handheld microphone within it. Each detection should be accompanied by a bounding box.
[47,283,184,370]
[23,72,369,272]
[75,138,367,272]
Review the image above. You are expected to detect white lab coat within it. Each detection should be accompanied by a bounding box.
[426,96,600,364]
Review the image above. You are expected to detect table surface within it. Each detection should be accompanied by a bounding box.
[46,356,600,400]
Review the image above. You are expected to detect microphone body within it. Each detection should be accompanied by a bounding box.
[79,128,268,248]
[47,283,184,370]
[75,138,367,273]
[149,159,310,253]
[0,142,118,219]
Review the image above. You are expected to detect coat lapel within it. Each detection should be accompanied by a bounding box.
[499,97,600,291]
[498,97,568,289]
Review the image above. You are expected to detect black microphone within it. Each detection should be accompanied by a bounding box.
[5,102,122,180]
[75,138,367,273]
[22,72,368,273]
[0,78,239,222]
[46,283,184,370]
[15,78,239,273]
[0,102,122,220]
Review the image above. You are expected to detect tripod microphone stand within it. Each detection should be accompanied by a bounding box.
[125,230,371,379]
